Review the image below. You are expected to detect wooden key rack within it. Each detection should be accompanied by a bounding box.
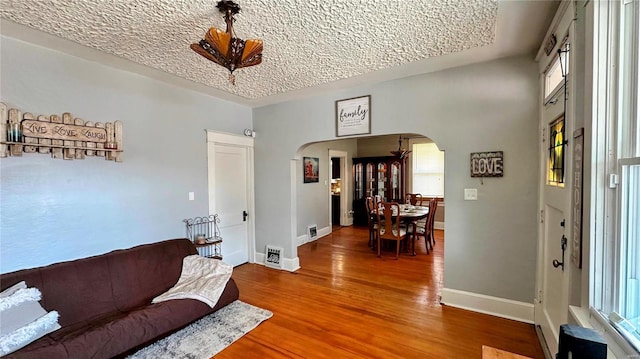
[0,103,123,162]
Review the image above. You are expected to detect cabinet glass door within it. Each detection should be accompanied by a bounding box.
[354,163,363,200]
[366,163,375,197]
[377,162,387,200]
[391,162,401,201]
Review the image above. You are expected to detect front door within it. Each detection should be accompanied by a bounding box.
[537,180,570,355]
[207,132,254,267]
[534,4,575,355]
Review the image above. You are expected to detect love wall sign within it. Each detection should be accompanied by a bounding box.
[470,151,504,177]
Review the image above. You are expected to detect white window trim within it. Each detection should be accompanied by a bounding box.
[588,1,640,358]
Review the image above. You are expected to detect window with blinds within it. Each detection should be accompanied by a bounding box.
[412,143,444,198]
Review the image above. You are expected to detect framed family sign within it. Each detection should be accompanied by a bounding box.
[335,95,371,137]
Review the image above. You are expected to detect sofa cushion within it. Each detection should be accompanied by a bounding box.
[8,279,239,359]
[0,239,198,328]
[108,239,198,311]
[0,238,240,359]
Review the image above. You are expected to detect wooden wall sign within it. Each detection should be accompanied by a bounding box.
[335,95,371,137]
[470,151,503,177]
[571,128,584,268]
[21,120,108,142]
[544,34,557,56]
[0,103,123,161]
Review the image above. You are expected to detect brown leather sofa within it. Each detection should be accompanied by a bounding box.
[0,238,239,359]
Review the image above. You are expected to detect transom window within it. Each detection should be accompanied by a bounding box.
[544,41,570,99]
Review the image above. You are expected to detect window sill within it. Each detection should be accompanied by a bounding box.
[569,305,591,327]
[573,306,640,359]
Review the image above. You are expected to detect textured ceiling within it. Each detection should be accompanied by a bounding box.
[1,0,500,101]
[1,1,560,106]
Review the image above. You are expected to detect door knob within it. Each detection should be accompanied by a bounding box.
[243,210,248,222]
[552,235,568,271]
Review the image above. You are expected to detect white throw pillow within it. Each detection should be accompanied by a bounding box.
[0,281,26,298]
[0,286,61,356]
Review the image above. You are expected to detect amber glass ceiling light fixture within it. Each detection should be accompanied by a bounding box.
[191,0,263,85]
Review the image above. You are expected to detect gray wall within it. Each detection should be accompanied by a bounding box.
[0,36,252,273]
[1,33,540,303]
[356,135,408,157]
[297,139,357,237]
[254,55,539,303]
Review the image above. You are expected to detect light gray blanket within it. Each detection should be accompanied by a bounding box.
[152,255,233,308]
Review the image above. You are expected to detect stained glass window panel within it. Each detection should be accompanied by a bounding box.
[548,116,565,187]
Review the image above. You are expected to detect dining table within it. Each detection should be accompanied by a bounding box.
[397,205,430,256]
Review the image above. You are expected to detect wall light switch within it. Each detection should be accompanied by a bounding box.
[188,192,195,201]
[464,188,478,201]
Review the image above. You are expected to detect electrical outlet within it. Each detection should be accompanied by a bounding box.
[188,192,195,201]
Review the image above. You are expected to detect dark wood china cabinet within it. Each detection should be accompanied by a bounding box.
[352,156,407,226]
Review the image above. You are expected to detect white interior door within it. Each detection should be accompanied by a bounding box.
[207,132,254,267]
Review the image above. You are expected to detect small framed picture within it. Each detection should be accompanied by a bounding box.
[265,245,284,269]
[303,157,319,183]
[336,95,371,137]
[308,224,318,241]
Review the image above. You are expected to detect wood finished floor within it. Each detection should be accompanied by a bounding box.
[218,226,544,359]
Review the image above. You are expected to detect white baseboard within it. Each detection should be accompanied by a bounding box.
[440,288,534,324]
[254,252,265,266]
[297,226,331,246]
[254,252,300,272]
[434,221,444,230]
[283,256,300,271]
[296,234,307,246]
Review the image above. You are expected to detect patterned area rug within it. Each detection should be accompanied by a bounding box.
[127,300,272,359]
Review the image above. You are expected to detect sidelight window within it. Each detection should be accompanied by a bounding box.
[615,159,640,347]
[592,0,640,354]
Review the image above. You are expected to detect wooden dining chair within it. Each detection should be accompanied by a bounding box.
[405,193,423,206]
[376,202,407,259]
[426,198,440,247]
[365,196,378,248]
[402,194,422,233]
[374,194,382,206]
[407,198,437,254]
